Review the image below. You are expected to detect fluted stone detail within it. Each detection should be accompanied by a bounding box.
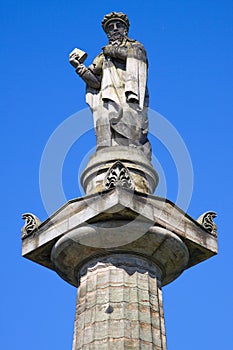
[72,254,166,350]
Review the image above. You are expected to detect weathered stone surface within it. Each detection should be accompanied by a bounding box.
[72,255,166,350]
[81,146,158,195]
[22,187,217,281]
[51,224,189,287]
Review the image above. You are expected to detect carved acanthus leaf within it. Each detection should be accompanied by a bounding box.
[21,213,41,239]
[104,161,134,190]
[197,211,217,236]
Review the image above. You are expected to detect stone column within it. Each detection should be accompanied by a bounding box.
[72,255,166,350]
[22,188,217,349]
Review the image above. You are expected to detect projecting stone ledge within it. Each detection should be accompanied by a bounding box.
[22,187,217,287]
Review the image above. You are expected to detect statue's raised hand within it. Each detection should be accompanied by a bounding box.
[69,54,80,68]
[103,44,127,61]
[69,48,88,68]
[103,44,115,57]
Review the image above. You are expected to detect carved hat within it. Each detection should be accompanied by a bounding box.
[102,12,130,33]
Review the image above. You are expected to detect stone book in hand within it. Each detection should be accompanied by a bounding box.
[69,48,88,63]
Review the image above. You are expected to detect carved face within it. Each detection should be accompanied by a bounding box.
[106,20,128,42]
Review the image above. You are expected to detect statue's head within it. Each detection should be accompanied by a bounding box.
[102,12,130,42]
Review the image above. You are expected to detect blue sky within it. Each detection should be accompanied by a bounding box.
[1,0,233,349]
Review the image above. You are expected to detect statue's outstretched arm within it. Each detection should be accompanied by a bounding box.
[69,53,102,90]
[75,64,101,89]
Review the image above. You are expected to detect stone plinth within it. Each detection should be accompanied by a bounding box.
[80,146,159,195]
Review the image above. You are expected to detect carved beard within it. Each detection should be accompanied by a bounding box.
[107,30,128,45]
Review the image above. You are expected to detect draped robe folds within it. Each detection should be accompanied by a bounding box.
[85,39,152,160]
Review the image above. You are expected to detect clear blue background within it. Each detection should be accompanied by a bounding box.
[1,0,232,349]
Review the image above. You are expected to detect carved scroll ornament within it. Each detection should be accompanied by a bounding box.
[21,213,41,239]
[197,211,217,236]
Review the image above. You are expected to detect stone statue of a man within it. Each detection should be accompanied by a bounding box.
[70,12,151,160]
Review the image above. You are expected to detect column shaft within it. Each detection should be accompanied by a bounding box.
[72,254,167,350]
